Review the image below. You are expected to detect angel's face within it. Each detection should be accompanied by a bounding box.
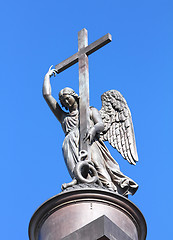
[61,94,76,109]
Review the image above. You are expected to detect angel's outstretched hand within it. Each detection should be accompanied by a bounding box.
[47,65,58,77]
[83,127,96,145]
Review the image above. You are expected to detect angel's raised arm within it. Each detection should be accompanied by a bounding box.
[42,66,65,123]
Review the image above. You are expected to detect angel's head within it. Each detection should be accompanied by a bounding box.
[59,87,79,110]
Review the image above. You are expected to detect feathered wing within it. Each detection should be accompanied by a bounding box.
[99,90,138,165]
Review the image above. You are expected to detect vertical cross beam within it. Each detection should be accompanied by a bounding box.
[78,29,90,156]
[55,29,112,159]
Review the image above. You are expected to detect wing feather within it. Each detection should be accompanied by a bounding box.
[99,90,138,165]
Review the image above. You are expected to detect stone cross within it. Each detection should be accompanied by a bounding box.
[55,28,112,157]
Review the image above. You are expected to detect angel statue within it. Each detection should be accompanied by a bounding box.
[43,66,139,197]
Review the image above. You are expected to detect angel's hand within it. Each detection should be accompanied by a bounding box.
[47,65,58,77]
[83,127,96,145]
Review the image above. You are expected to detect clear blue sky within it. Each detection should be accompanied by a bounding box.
[1,1,172,239]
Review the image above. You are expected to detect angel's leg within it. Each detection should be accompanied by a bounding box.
[91,143,117,191]
[95,163,117,191]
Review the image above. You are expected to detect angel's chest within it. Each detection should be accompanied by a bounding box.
[62,113,79,134]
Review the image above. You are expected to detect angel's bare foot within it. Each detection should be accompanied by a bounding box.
[61,183,68,190]
[61,178,77,190]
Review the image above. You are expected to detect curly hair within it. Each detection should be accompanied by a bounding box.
[59,87,79,110]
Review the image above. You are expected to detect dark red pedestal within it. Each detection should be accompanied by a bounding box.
[29,184,147,240]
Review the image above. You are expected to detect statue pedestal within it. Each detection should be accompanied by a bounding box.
[29,184,147,240]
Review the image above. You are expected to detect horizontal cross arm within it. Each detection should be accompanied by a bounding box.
[55,52,79,74]
[55,33,112,74]
[84,33,112,56]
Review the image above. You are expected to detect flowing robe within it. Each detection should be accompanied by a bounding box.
[61,108,138,196]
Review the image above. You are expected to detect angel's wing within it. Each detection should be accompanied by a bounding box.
[99,90,138,165]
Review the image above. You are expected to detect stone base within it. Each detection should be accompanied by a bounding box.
[29,184,147,240]
[62,215,133,240]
